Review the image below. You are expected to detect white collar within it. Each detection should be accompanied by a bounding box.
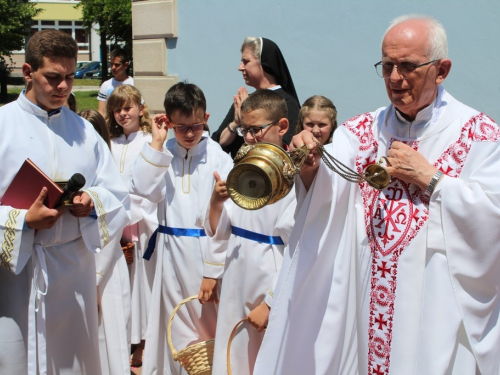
[268,85,282,91]
[169,136,208,161]
[389,86,446,139]
[18,90,63,118]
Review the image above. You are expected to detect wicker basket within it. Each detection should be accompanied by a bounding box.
[121,242,134,265]
[226,318,248,375]
[167,295,215,375]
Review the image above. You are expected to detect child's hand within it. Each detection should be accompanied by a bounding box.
[198,277,219,304]
[208,171,228,233]
[151,113,170,151]
[233,87,249,126]
[247,302,270,332]
[210,171,229,207]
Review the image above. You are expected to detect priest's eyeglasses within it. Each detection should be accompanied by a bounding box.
[374,60,439,78]
[237,121,278,138]
[172,124,205,134]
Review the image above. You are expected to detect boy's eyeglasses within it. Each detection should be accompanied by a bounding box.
[236,121,278,138]
[172,124,205,134]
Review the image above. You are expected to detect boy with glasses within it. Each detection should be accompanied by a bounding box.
[198,89,297,375]
[129,82,233,374]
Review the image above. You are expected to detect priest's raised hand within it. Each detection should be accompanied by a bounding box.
[290,129,322,191]
[385,140,439,191]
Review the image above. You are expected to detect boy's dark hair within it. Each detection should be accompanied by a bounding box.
[66,92,77,112]
[25,30,78,71]
[240,89,287,122]
[110,48,130,63]
[164,81,207,118]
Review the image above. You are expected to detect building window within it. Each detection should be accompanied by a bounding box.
[31,20,89,52]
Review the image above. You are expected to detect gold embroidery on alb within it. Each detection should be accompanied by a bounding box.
[119,140,130,173]
[140,152,169,168]
[182,156,193,194]
[1,209,20,270]
[203,260,225,267]
[85,190,110,246]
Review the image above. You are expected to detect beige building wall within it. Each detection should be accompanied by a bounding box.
[132,0,178,113]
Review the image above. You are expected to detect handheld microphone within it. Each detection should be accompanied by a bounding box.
[55,173,86,207]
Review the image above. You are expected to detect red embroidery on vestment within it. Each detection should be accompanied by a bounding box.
[342,111,498,375]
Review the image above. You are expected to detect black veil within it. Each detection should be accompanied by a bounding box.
[260,37,299,104]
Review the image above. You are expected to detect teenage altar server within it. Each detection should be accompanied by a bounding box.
[0,30,130,375]
[198,90,296,375]
[254,15,500,375]
[130,82,233,374]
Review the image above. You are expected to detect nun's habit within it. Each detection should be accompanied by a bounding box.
[212,37,300,158]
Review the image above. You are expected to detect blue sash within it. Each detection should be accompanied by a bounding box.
[231,226,284,245]
[143,225,206,261]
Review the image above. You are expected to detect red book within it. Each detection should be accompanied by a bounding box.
[1,159,64,209]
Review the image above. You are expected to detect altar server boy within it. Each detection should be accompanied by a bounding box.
[130,82,233,374]
[198,89,297,375]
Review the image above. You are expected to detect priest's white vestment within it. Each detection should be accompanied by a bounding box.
[0,93,130,375]
[201,179,296,375]
[111,131,157,344]
[254,88,500,375]
[131,137,233,375]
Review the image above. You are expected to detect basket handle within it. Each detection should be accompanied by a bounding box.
[167,295,199,360]
[227,318,247,375]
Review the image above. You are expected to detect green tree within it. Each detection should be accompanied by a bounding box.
[0,0,40,62]
[0,0,41,103]
[77,0,132,82]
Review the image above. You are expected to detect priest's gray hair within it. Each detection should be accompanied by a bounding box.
[385,15,448,60]
[241,37,262,62]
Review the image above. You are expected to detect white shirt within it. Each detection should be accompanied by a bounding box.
[98,76,135,102]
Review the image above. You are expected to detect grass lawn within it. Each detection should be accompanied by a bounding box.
[73,90,100,112]
[74,78,101,87]
[1,88,99,112]
[6,76,100,87]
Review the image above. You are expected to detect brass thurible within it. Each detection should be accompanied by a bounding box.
[227,143,391,210]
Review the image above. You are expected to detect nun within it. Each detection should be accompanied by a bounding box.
[212,37,300,158]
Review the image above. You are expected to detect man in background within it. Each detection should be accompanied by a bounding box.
[98,48,134,117]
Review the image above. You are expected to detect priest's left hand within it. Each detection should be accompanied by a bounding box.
[247,302,270,333]
[385,141,438,191]
[69,192,94,217]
